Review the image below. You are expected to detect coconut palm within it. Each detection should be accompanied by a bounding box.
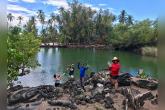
[37,10,45,31]
[7,13,14,27]
[126,15,133,25]
[18,16,23,25]
[119,10,127,24]
[50,13,56,27]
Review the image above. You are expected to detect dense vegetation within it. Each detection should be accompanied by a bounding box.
[7,0,158,83]
[7,1,158,49]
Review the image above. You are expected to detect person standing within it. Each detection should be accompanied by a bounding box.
[77,62,88,90]
[67,64,75,78]
[108,57,120,92]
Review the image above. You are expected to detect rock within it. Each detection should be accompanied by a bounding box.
[121,87,154,109]
[31,99,42,106]
[37,85,56,99]
[8,85,23,93]
[118,73,131,86]
[104,81,113,89]
[80,101,86,105]
[151,98,158,105]
[8,88,29,105]
[22,87,38,102]
[7,104,21,110]
[47,100,77,109]
[131,77,158,90]
[104,96,114,109]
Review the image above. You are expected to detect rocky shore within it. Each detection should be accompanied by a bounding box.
[7,71,158,110]
[40,43,112,49]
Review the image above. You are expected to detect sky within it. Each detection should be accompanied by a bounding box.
[7,0,165,26]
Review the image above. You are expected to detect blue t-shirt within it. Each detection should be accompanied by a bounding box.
[78,64,88,78]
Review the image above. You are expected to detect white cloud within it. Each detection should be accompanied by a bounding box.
[43,0,69,9]
[7,4,35,15]
[98,4,107,6]
[83,3,100,11]
[21,0,36,3]
[54,10,60,15]
[107,8,116,13]
[8,0,19,2]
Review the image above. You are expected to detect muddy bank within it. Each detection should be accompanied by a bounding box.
[7,72,158,110]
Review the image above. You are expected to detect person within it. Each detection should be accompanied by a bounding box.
[138,68,147,79]
[108,57,120,92]
[54,73,61,87]
[77,62,88,90]
[67,64,75,77]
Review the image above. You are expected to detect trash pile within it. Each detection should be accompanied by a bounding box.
[7,71,158,110]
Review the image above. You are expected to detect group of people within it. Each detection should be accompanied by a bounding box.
[54,56,121,92]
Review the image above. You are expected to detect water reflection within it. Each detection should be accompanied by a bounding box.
[17,48,157,87]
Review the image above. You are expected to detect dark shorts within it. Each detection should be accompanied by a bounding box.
[55,83,60,87]
[69,71,74,76]
[110,75,119,80]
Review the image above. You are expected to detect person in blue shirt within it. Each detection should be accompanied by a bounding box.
[77,62,88,90]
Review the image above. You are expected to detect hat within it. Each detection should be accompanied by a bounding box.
[112,57,118,61]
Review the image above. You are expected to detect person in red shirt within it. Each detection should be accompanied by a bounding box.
[108,57,120,91]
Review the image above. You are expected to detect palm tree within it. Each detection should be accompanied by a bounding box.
[17,16,23,25]
[7,13,14,27]
[119,10,127,24]
[50,13,56,27]
[37,10,46,44]
[37,10,45,31]
[126,15,133,25]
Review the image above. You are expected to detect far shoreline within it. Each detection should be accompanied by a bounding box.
[40,43,157,57]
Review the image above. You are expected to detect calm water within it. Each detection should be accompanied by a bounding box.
[18,48,157,87]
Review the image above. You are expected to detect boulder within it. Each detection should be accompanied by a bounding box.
[8,85,23,93]
[118,73,131,86]
[131,77,158,90]
[47,100,77,109]
[104,96,114,109]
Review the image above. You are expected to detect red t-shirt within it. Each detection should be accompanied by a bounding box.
[108,63,120,76]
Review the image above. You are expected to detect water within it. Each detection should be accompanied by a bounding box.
[18,48,157,87]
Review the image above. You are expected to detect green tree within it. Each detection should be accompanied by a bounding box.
[7,26,41,84]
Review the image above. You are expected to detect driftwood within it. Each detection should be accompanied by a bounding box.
[121,88,154,110]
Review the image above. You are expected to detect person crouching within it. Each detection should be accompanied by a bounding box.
[54,74,61,87]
